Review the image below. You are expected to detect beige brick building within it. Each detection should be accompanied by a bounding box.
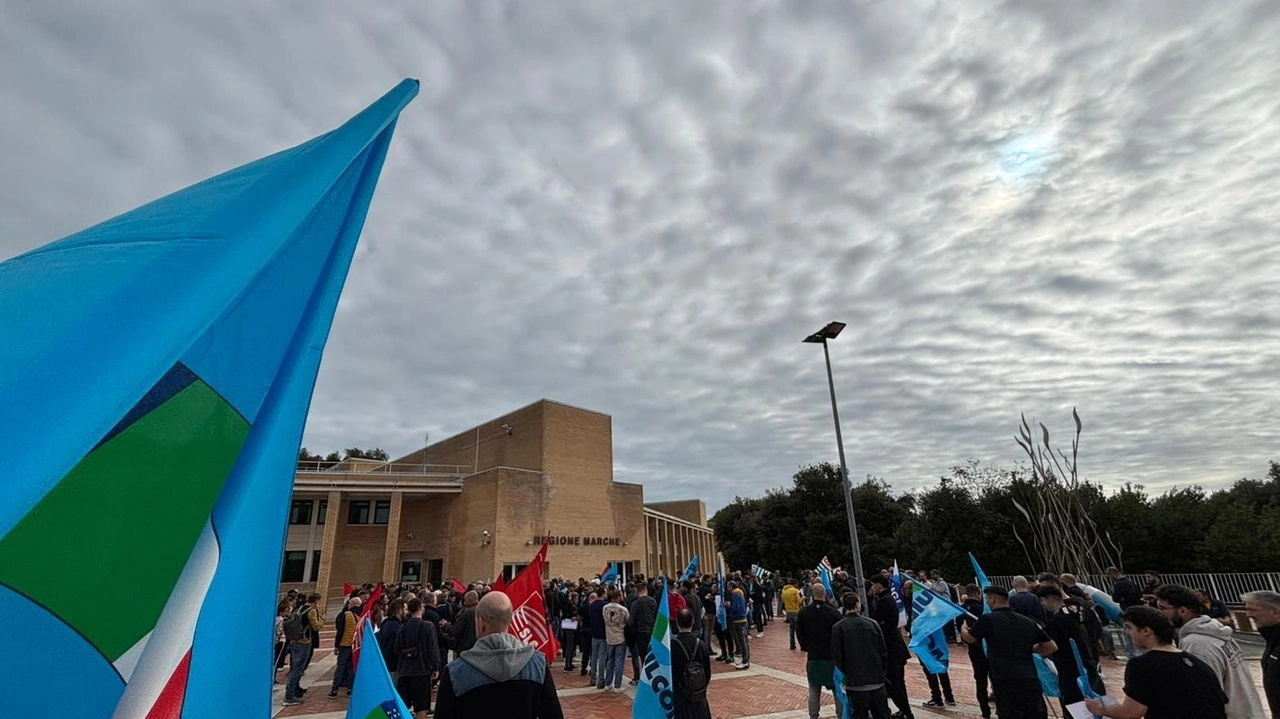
[279,400,716,605]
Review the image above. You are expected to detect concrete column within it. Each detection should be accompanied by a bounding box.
[381,491,404,582]
[315,490,342,608]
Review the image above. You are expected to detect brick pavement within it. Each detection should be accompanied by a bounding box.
[275,615,1274,718]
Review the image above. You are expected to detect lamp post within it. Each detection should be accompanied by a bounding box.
[803,321,868,613]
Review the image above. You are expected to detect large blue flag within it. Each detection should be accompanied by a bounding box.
[680,555,700,583]
[0,80,417,718]
[346,621,413,719]
[909,585,969,674]
[633,579,673,719]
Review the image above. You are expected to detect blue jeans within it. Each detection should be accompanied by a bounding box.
[787,612,799,648]
[285,643,312,702]
[604,642,628,688]
[590,638,607,684]
[330,646,353,693]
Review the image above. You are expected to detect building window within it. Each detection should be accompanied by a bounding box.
[288,500,313,525]
[347,500,370,524]
[281,550,306,582]
[502,563,530,581]
[317,500,327,525]
[309,551,321,582]
[373,500,391,525]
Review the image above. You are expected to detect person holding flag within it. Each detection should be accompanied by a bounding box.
[908,584,960,709]
[330,596,364,698]
[868,575,914,719]
[962,586,1057,719]
[795,582,843,719]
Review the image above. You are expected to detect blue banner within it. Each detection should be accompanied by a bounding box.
[680,555,699,583]
[908,585,968,674]
[818,563,834,599]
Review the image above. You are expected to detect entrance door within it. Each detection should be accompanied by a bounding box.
[426,558,443,588]
[400,552,423,583]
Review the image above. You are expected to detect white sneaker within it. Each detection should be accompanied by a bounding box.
[756,632,764,638]
[733,662,746,669]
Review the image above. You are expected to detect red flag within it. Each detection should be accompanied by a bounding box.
[343,582,353,597]
[492,574,506,592]
[450,578,466,594]
[351,582,383,670]
[502,541,558,663]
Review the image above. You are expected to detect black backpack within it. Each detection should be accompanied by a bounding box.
[282,604,311,642]
[674,635,708,703]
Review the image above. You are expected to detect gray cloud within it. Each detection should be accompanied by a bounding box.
[2,0,1279,512]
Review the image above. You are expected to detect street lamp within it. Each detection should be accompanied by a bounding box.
[803,321,869,613]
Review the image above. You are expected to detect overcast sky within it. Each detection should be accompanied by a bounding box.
[3,1,1278,513]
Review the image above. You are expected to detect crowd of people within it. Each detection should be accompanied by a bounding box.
[271,565,1280,719]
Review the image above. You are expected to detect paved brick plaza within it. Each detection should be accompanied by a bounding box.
[273,619,1272,719]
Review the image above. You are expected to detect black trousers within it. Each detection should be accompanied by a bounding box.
[885,659,912,716]
[970,651,992,718]
[992,677,1047,719]
[562,629,578,668]
[845,686,892,719]
[925,669,954,703]
[752,604,766,633]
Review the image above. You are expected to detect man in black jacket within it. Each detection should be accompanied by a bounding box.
[628,583,658,685]
[796,583,843,719]
[832,592,891,719]
[435,591,564,719]
[1106,567,1141,609]
[448,590,479,657]
[959,585,992,719]
[379,599,407,679]
[868,575,914,719]
[396,599,441,718]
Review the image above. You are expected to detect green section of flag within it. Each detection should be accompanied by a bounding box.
[363,706,391,719]
[0,379,249,660]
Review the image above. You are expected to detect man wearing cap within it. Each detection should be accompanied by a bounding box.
[962,586,1057,719]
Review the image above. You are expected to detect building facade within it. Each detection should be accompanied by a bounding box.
[279,400,715,605]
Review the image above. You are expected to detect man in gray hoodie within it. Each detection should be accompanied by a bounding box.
[434,591,565,719]
[1155,584,1266,719]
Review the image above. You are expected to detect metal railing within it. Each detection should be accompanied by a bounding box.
[295,460,470,475]
[985,572,1280,608]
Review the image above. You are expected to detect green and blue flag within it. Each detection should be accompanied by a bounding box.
[0,80,417,717]
[633,579,674,719]
[346,621,412,719]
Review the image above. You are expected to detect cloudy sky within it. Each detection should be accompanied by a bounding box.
[3,0,1278,513]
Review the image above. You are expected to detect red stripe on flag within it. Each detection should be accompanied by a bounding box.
[144,649,192,719]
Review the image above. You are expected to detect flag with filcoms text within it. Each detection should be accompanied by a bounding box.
[0,80,417,718]
[908,585,968,674]
[632,580,674,719]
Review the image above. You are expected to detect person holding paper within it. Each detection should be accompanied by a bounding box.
[962,585,1057,719]
[1084,606,1226,719]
